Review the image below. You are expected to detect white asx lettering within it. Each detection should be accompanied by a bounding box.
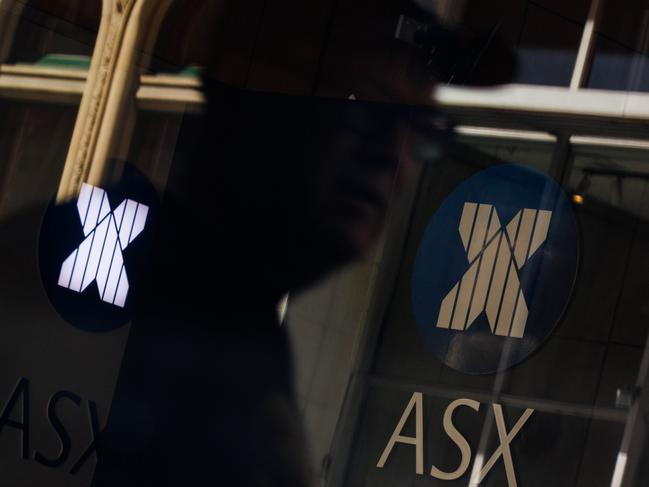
[430,398,481,480]
[376,392,424,474]
[377,392,534,487]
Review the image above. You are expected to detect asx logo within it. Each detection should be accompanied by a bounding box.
[436,203,552,339]
[411,165,578,373]
[377,392,535,487]
[40,167,157,332]
[57,183,149,308]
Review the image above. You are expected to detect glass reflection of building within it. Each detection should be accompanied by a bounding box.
[1,1,649,486]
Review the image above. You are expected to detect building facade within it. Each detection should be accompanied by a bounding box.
[1,1,649,486]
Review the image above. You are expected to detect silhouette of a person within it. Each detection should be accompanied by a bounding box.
[91,4,516,486]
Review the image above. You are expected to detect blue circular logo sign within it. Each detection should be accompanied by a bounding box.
[411,164,578,374]
[39,164,159,332]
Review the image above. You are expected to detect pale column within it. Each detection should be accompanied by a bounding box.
[57,0,173,203]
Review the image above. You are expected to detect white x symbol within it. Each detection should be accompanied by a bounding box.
[57,183,149,308]
[437,202,552,338]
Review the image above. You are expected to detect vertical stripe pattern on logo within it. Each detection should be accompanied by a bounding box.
[436,202,552,338]
[57,183,149,308]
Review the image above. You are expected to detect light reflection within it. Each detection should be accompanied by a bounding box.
[468,452,484,487]
[610,451,627,487]
[572,194,584,205]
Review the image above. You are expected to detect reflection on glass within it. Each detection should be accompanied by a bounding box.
[6,0,100,66]
[568,148,649,218]
[587,0,649,91]
[461,0,590,86]
[0,100,77,218]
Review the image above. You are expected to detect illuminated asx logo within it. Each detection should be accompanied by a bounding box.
[57,183,149,308]
[411,165,579,373]
[436,203,552,339]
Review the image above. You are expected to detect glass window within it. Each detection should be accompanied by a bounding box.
[566,147,649,348]
[587,0,649,91]
[0,99,77,218]
[6,1,649,487]
[462,0,590,86]
[148,1,263,87]
[515,2,585,85]
[333,139,649,487]
[454,134,555,172]
[568,148,649,220]
[126,110,202,196]
[7,0,100,67]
